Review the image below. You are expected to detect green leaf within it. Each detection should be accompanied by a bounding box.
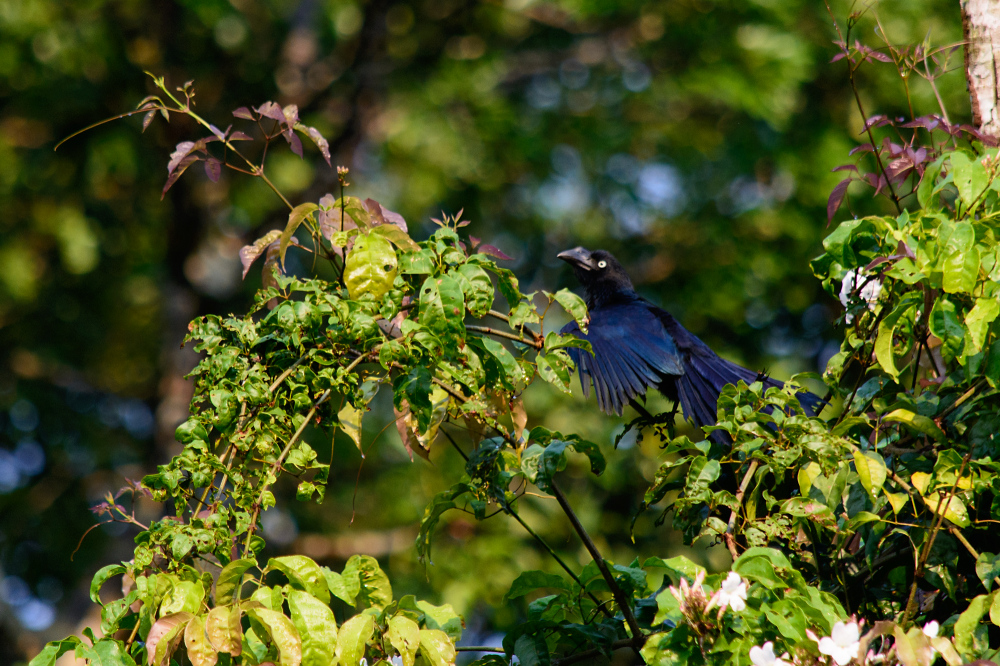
[641,633,679,666]
[286,588,338,666]
[29,638,82,666]
[215,558,257,605]
[419,628,458,666]
[925,492,971,528]
[100,590,138,635]
[280,202,318,270]
[266,555,331,604]
[966,297,999,353]
[371,222,419,251]
[345,232,398,301]
[883,409,945,442]
[184,614,219,666]
[929,297,965,362]
[874,295,919,379]
[175,418,209,443]
[352,554,393,610]
[685,456,720,495]
[455,263,494,318]
[77,639,138,666]
[416,483,471,564]
[505,571,570,601]
[335,614,375,666]
[553,288,589,334]
[339,400,365,451]
[419,274,466,344]
[398,248,436,274]
[246,607,303,666]
[387,615,421,666]
[536,350,573,394]
[853,450,887,500]
[954,594,989,657]
[950,152,989,210]
[468,335,522,387]
[90,563,127,604]
[531,437,606,493]
[977,553,1000,591]
[160,580,205,615]
[415,600,464,641]
[511,634,548,666]
[323,565,361,606]
[918,155,946,208]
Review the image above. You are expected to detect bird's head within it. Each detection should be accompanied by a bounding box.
[557,247,636,307]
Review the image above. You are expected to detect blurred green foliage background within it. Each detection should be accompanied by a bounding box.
[0,0,971,661]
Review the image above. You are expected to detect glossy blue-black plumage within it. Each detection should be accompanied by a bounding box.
[557,247,824,440]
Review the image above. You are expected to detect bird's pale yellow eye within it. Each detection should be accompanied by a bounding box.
[597,260,607,268]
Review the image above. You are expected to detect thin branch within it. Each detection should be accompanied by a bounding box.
[244,389,331,555]
[725,460,759,561]
[467,325,543,349]
[549,480,644,645]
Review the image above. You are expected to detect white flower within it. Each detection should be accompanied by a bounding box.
[922,620,939,639]
[717,572,748,612]
[818,621,861,666]
[750,641,788,666]
[839,270,882,323]
[359,660,367,666]
[390,657,404,666]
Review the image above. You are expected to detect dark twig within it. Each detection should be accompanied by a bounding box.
[549,481,645,647]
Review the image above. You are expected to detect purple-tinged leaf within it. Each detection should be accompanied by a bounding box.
[832,164,859,174]
[297,124,331,166]
[864,241,916,272]
[162,154,201,198]
[900,116,941,131]
[256,101,286,124]
[204,157,222,183]
[862,114,890,132]
[477,243,515,261]
[147,613,193,666]
[239,230,282,279]
[167,141,199,175]
[90,501,112,516]
[831,53,848,63]
[233,106,254,120]
[137,95,160,109]
[230,130,253,141]
[867,50,893,63]
[142,110,156,132]
[848,143,875,156]
[284,129,304,159]
[827,178,852,222]
[208,124,228,141]
[364,198,386,225]
[317,207,357,244]
[379,205,407,231]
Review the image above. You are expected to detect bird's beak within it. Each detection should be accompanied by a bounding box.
[557,246,595,271]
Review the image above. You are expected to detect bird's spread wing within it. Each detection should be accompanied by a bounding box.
[561,302,683,415]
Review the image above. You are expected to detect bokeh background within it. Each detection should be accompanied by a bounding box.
[0,0,971,661]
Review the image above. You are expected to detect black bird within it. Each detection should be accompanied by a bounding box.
[557,247,824,441]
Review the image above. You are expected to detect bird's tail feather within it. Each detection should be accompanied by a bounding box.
[676,352,824,444]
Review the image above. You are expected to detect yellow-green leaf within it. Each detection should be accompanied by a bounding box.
[184,614,219,666]
[883,409,945,442]
[926,492,971,528]
[286,588,337,666]
[885,492,908,515]
[345,233,398,301]
[280,203,318,270]
[853,450,887,500]
[339,401,364,451]
[246,607,302,666]
[966,297,1000,353]
[797,461,821,496]
[206,607,238,655]
[418,629,456,666]
[387,615,420,666]
[335,614,375,666]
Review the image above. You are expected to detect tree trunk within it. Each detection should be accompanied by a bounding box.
[962,0,1000,140]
